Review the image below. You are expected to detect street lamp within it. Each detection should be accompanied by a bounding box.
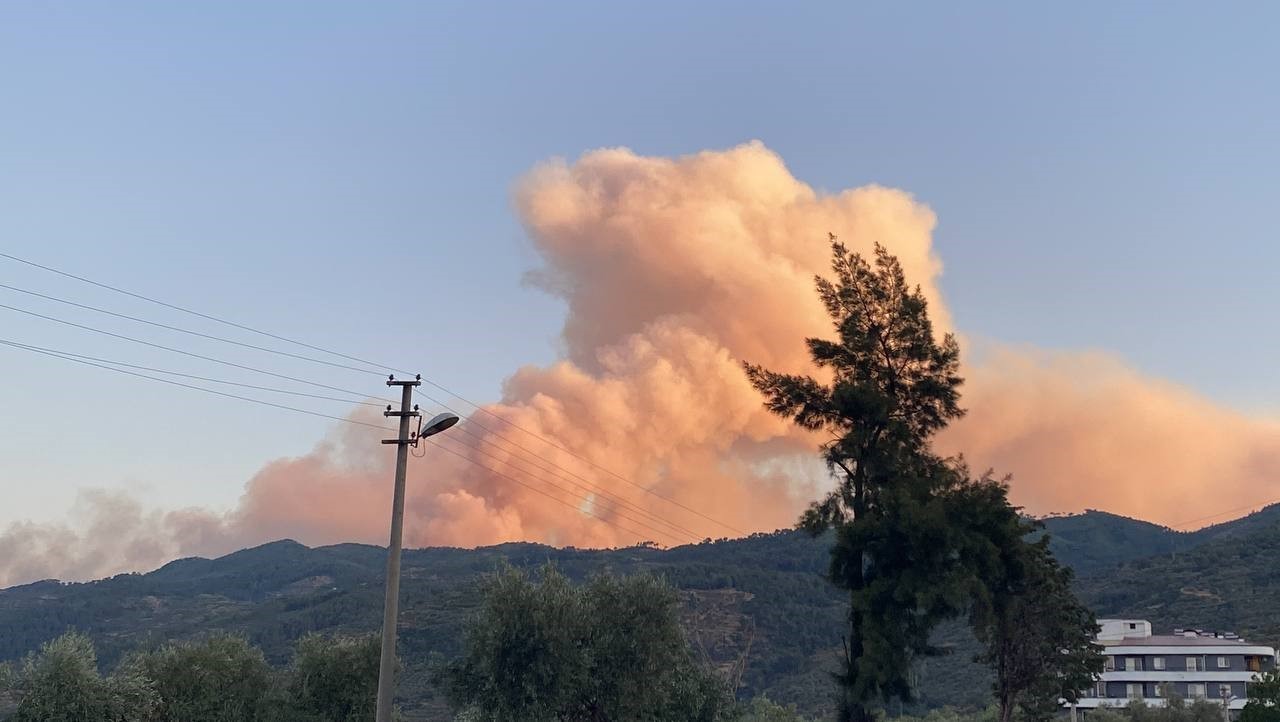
[1219,685,1235,722]
[420,412,460,438]
[375,374,459,722]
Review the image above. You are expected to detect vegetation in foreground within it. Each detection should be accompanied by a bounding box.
[0,631,381,721]
[437,565,734,721]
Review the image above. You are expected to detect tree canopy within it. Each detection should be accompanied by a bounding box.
[286,633,382,722]
[969,526,1103,722]
[3,630,384,722]
[123,635,275,721]
[7,632,154,722]
[746,239,1100,722]
[438,565,734,722]
[1243,669,1280,722]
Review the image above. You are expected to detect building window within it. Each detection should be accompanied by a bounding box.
[1126,657,1141,672]
[1186,657,1205,672]
[1218,656,1230,669]
[1105,657,1116,672]
[1154,684,1164,698]
[1219,685,1232,698]
[1127,684,1143,699]
[1096,682,1108,699]
[1152,657,1166,670]
[1188,683,1207,698]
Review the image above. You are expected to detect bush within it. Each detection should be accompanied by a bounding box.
[740,695,815,721]
[437,564,735,721]
[8,632,157,722]
[123,635,275,721]
[285,633,381,721]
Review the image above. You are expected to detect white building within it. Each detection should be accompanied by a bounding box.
[1069,619,1277,718]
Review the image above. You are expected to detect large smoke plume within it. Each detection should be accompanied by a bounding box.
[3,142,1277,587]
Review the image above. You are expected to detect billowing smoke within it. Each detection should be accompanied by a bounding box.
[940,345,1280,525]
[217,141,944,552]
[3,141,1277,587]
[0,490,239,587]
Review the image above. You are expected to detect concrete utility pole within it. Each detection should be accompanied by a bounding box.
[373,375,460,722]
[375,375,420,722]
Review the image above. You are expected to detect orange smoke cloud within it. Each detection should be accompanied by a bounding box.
[0,490,239,588]
[4,141,1278,587]
[939,345,1280,524]
[223,141,944,551]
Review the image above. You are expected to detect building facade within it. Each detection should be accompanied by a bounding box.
[1070,619,1277,718]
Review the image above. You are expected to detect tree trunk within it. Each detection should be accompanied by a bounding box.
[839,476,873,722]
[998,692,1016,722]
[576,701,609,722]
[841,599,874,722]
[840,532,872,722]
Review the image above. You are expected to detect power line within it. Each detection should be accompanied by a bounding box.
[0,280,386,376]
[1,334,684,546]
[449,423,703,542]
[451,423,701,540]
[5,339,677,546]
[424,435,673,545]
[0,250,394,374]
[438,434,690,545]
[0,293,722,539]
[0,337,386,408]
[1168,498,1280,530]
[0,338,390,430]
[1,314,703,540]
[0,250,745,535]
[409,379,746,536]
[0,300,393,405]
[0,288,716,537]
[442,427,697,544]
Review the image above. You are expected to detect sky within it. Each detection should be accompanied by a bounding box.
[2,2,1279,544]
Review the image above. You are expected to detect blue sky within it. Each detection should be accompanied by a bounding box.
[2,2,1278,525]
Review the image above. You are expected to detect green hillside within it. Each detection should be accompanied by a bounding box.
[1076,514,1280,642]
[1037,503,1280,574]
[2,506,1277,720]
[1038,510,1190,573]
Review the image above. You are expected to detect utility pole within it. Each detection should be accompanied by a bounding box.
[375,374,420,722]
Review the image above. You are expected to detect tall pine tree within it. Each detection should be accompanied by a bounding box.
[744,239,964,722]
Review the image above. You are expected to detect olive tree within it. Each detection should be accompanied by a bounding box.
[438,565,733,722]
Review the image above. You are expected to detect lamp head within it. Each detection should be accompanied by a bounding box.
[420,412,460,438]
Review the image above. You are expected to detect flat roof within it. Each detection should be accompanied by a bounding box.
[1111,635,1253,647]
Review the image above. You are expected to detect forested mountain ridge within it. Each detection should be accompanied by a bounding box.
[2,505,1277,720]
[1037,503,1280,574]
[1075,514,1280,641]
